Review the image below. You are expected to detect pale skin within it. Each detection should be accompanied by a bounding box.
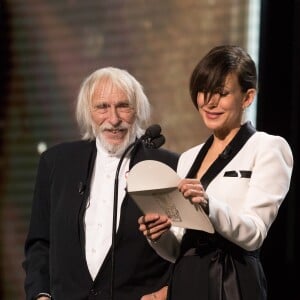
[90,79,136,150]
[138,74,256,291]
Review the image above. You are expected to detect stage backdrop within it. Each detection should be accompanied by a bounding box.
[0,1,259,299]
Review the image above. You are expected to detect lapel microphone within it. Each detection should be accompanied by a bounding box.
[78,181,86,195]
[110,124,165,300]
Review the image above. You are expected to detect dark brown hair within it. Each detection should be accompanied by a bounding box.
[189,45,257,108]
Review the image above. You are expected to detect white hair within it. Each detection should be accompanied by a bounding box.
[76,67,151,140]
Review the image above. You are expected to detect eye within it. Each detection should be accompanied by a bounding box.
[219,91,229,97]
[116,102,133,113]
[94,103,109,113]
[214,88,229,97]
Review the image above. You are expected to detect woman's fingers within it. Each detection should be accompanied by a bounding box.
[177,179,209,212]
[178,178,201,190]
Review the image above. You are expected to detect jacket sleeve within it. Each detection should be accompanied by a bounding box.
[208,135,293,251]
[22,152,52,300]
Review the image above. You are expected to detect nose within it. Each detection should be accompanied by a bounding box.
[207,94,220,108]
[107,106,121,125]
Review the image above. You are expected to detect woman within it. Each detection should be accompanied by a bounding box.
[138,45,293,300]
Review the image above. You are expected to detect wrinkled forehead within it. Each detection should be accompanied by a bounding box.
[92,77,129,102]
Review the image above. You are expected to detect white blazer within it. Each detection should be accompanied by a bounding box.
[151,124,293,261]
[178,130,293,251]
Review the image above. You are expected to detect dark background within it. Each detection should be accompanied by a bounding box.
[258,1,299,299]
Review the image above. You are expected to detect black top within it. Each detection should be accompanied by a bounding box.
[23,140,179,300]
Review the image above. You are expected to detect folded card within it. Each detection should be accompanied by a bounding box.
[127,160,214,233]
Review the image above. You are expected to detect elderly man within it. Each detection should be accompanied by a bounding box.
[23,67,179,300]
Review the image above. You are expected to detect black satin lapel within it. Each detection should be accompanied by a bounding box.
[186,135,214,179]
[188,122,256,190]
[201,122,256,189]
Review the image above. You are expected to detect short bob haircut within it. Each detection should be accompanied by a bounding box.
[76,67,151,140]
[189,45,257,108]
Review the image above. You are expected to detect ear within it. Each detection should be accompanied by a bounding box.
[242,88,256,109]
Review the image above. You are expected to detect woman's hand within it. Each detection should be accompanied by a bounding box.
[178,178,209,212]
[138,213,171,241]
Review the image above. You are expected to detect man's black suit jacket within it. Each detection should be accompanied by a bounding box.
[23,140,179,300]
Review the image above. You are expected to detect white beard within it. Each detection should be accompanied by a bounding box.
[96,123,138,157]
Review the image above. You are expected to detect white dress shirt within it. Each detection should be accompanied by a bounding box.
[84,139,130,280]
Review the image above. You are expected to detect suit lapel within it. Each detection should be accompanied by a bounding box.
[187,122,256,189]
[77,141,97,262]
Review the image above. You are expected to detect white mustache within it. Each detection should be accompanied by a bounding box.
[101,125,129,132]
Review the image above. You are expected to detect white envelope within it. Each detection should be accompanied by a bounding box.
[127,160,214,233]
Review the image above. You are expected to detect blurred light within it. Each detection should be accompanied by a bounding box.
[37,141,47,154]
[246,0,261,127]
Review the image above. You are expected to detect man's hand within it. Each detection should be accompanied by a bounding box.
[138,214,171,241]
[141,286,168,300]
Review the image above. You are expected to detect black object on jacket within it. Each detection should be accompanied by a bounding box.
[23,140,179,300]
